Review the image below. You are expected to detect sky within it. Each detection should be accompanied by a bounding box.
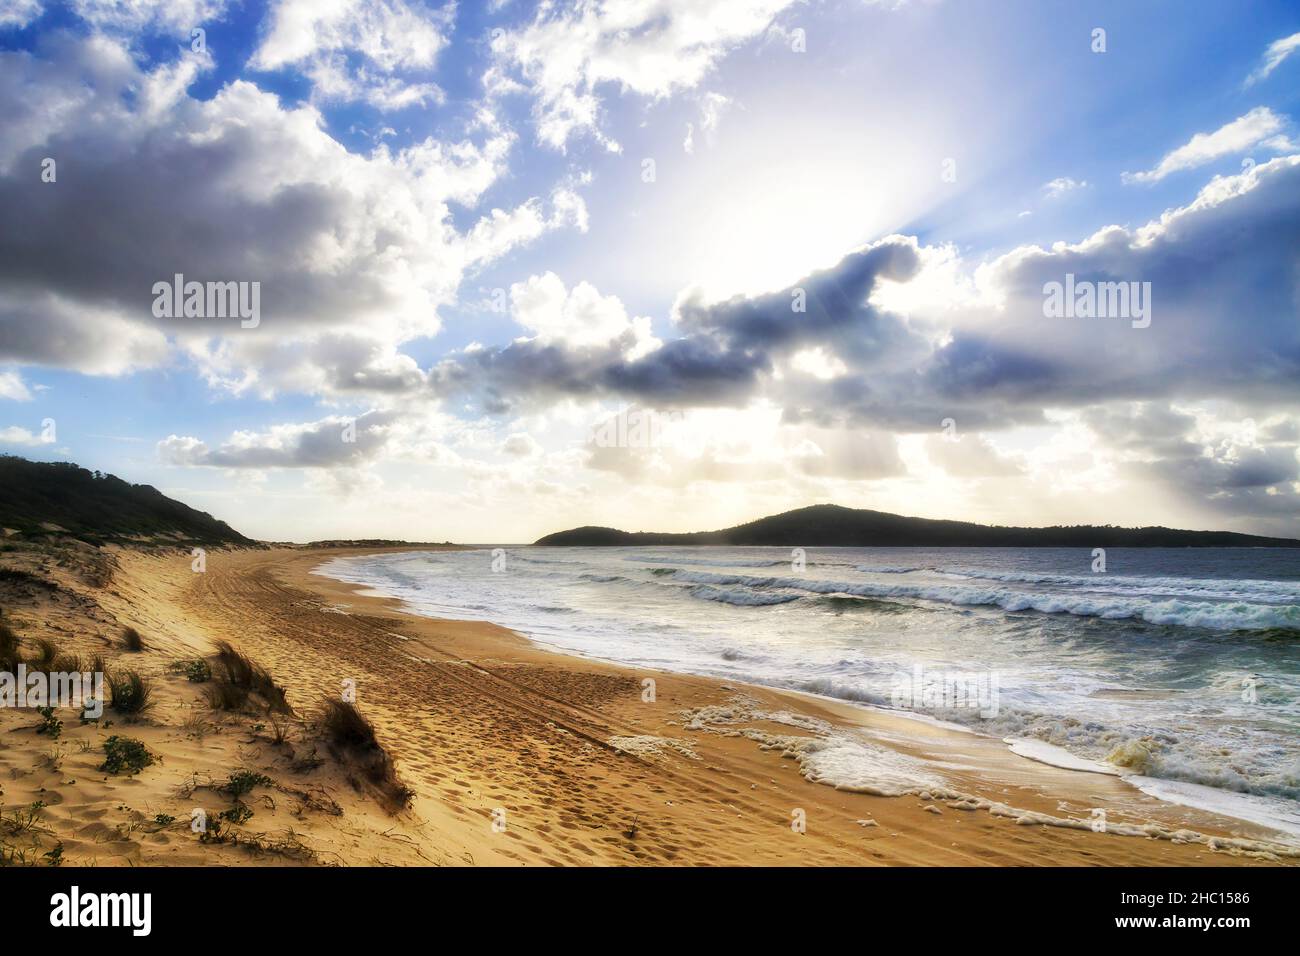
[0,0,1298,543]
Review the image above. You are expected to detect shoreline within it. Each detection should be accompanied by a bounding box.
[1,541,1294,866]
[300,546,1297,862]
[313,546,1300,846]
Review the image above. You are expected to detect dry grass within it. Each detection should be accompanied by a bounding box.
[205,641,293,715]
[318,700,412,812]
[0,621,98,678]
[0,616,19,672]
[31,637,57,670]
[120,626,145,652]
[107,669,154,716]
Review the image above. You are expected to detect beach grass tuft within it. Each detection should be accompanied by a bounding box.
[206,640,293,714]
[108,669,154,715]
[121,626,145,652]
[319,699,413,812]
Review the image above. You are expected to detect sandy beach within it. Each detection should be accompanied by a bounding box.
[0,541,1293,867]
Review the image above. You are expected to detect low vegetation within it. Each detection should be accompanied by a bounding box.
[182,658,211,682]
[0,615,18,672]
[107,669,154,716]
[319,700,413,812]
[100,735,153,775]
[204,641,292,714]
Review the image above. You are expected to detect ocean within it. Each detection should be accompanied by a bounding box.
[316,545,1300,836]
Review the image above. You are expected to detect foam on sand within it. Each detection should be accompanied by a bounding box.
[1005,737,1121,775]
[608,735,699,761]
[681,694,1300,860]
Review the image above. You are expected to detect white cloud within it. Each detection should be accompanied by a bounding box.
[510,272,660,357]
[502,433,542,457]
[924,433,1023,477]
[684,91,731,153]
[0,0,42,28]
[489,0,796,150]
[0,370,32,401]
[1122,107,1291,184]
[0,424,51,446]
[1246,31,1300,86]
[252,0,453,108]
[788,347,846,381]
[1042,176,1087,199]
[69,0,228,32]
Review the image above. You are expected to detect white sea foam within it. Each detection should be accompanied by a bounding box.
[668,568,1300,630]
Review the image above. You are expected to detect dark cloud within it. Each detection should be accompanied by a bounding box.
[430,236,922,411]
[158,410,396,468]
[920,157,1300,409]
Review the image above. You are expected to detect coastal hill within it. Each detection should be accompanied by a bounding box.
[534,504,1300,548]
[0,455,251,545]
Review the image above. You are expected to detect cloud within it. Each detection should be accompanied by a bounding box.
[924,434,1023,477]
[429,237,920,412]
[0,370,32,401]
[887,155,1300,439]
[70,0,229,33]
[1042,176,1087,199]
[684,91,731,154]
[1246,31,1300,86]
[425,152,1300,527]
[428,149,1300,432]
[251,0,453,108]
[1122,107,1292,184]
[488,0,796,150]
[1084,402,1299,497]
[501,432,541,457]
[158,410,397,468]
[510,271,656,354]
[0,0,42,28]
[0,35,581,392]
[0,424,51,445]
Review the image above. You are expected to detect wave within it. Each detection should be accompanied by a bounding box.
[858,565,937,574]
[870,565,1300,603]
[687,585,801,607]
[625,554,799,569]
[813,594,911,614]
[667,569,1300,630]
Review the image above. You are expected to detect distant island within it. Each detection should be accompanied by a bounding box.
[534,504,1300,548]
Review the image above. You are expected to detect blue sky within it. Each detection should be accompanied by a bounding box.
[1,0,1298,542]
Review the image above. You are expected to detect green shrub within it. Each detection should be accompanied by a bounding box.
[223,769,272,798]
[36,705,62,739]
[100,736,153,775]
[183,659,211,683]
[219,803,254,825]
